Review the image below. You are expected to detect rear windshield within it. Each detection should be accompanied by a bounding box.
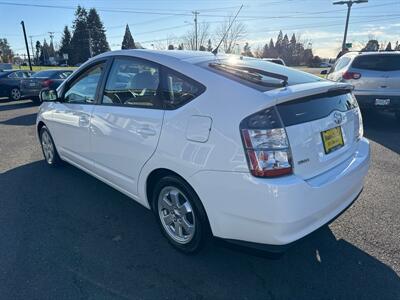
[32,70,56,78]
[352,54,400,71]
[277,90,358,126]
[200,56,322,91]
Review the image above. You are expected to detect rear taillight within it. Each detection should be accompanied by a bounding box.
[42,79,54,87]
[355,107,364,141]
[240,107,292,178]
[342,71,361,80]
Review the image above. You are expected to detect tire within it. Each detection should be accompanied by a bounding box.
[9,87,21,101]
[152,175,210,253]
[39,126,62,167]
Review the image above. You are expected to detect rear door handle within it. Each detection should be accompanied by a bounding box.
[137,127,157,137]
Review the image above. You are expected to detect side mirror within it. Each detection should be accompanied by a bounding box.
[320,70,328,75]
[40,89,59,102]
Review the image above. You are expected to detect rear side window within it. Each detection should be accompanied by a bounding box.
[352,54,400,71]
[332,57,351,72]
[162,70,205,109]
[102,57,162,108]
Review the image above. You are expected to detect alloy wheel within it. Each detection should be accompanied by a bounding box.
[10,88,21,101]
[41,130,55,164]
[158,186,196,244]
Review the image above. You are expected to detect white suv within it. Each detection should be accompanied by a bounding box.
[37,50,370,253]
[325,51,400,121]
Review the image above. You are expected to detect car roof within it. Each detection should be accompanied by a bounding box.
[97,49,223,64]
[342,51,400,59]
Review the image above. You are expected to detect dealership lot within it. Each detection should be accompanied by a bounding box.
[0,99,399,299]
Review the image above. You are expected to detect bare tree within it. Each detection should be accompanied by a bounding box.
[214,16,246,53]
[182,22,210,50]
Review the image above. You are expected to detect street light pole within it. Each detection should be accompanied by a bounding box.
[20,21,32,71]
[192,11,199,50]
[333,0,368,51]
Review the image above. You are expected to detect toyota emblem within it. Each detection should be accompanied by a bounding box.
[333,112,343,125]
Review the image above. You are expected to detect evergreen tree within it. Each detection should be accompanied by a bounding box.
[385,42,393,51]
[207,39,212,52]
[70,6,90,65]
[59,26,72,63]
[87,8,110,55]
[121,24,136,49]
[0,38,13,63]
[40,39,50,65]
[178,43,184,50]
[168,44,174,50]
[35,40,41,65]
[262,43,269,58]
[288,34,297,65]
[199,45,206,51]
[275,30,284,53]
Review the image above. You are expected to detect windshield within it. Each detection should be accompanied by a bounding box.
[201,55,322,91]
[32,70,57,78]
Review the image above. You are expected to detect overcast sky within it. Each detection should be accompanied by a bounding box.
[0,0,399,58]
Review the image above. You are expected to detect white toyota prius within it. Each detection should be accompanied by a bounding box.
[37,50,370,253]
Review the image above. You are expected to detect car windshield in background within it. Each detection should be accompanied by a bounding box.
[32,70,57,78]
[202,56,321,91]
[352,54,400,72]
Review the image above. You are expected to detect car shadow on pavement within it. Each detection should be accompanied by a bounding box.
[363,111,400,154]
[0,99,37,112]
[0,113,37,126]
[1,161,399,300]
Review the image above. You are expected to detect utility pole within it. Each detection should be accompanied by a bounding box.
[20,21,32,71]
[333,0,368,50]
[192,11,199,51]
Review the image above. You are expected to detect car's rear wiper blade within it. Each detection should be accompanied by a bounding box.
[209,63,288,87]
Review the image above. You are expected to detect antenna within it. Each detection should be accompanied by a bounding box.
[212,4,243,55]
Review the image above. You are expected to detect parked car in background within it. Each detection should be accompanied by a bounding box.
[322,51,400,121]
[21,69,73,103]
[319,62,332,68]
[0,70,34,101]
[263,58,286,66]
[37,50,369,253]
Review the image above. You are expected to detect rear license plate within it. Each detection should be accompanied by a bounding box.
[375,98,390,106]
[321,126,344,154]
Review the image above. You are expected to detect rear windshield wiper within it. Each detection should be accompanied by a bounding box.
[209,63,288,87]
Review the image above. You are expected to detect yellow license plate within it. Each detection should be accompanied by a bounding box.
[321,126,344,154]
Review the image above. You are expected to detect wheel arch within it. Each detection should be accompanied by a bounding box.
[145,167,212,235]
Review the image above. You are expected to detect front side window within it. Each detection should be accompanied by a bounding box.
[64,63,104,104]
[102,58,161,108]
[162,70,205,109]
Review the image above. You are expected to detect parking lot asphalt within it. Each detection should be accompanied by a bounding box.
[0,99,399,300]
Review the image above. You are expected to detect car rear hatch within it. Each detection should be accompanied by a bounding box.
[266,82,361,180]
[348,54,400,94]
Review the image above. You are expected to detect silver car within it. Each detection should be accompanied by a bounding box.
[324,52,400,121]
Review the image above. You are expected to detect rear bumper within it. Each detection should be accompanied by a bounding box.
[354,94,400,111]
[190,138,370,247]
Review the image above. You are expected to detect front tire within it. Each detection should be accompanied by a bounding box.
[152,176,210,253]
[40,126,61,167]
[9,87,21,101]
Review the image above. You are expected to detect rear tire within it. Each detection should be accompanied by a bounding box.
[40,126,62,167]
[152,175,210,253]
[9,87,21,101]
